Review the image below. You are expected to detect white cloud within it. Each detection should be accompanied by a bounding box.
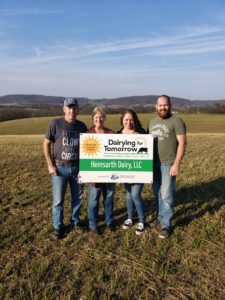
[1,25,225,73]
[1,25,225,99]
[1,65,224,99]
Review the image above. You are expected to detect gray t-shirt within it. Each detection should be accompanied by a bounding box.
[148,114,186,164]
[45,117,87,163]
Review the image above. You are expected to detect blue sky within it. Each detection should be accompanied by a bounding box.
[1,0,225,100]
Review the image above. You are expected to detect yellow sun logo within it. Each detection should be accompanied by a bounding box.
[81,136,101,157]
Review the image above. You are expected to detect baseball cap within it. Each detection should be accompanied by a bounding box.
[63,97,79,107]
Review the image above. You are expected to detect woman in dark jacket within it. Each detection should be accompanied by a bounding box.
[117,109,146,235]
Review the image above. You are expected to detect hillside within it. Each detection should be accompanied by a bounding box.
[1,94,225,108]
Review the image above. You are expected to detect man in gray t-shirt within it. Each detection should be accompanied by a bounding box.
[43,97,87,240]
[148,95,186,239]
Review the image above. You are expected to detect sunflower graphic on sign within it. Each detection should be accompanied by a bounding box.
[81,135,101,157]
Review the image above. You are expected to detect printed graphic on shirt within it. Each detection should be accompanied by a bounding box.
[150,124,169,141]
[61,130,79,160]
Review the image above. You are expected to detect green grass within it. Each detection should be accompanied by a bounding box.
[0,133,225,299]
[0,113,225,134]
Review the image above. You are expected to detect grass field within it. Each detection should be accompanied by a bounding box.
[0,113,225,134]
[0,115,225,299]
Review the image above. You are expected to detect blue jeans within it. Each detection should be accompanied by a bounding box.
[88,183,116,229]
[52,164,83,230]
[153,163,176,229]
[124,183,145,223]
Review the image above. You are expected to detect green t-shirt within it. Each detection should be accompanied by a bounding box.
[148,115,186,164]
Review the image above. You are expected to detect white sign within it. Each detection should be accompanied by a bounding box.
[79,133,153,183]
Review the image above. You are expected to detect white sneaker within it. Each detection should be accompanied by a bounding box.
[122,219,132,230]
[135,223,144,236]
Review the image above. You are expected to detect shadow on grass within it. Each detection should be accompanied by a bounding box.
[112,183,156,227]
[92,177,225,229]
[98,206,127,229]
[174,176,225,227]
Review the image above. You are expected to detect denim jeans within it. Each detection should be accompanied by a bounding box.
[124,183,145,223]
[88,183,116,229]
[152,163,176,229]
[52,164,83,230]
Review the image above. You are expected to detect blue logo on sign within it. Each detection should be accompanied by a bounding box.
[111,173,119,180]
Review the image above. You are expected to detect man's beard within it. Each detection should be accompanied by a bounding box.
[158,109,170,119]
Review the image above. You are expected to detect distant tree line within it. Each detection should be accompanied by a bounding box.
[179,103,225,114]
[0,104,155,122]
[0,105,63,122]
[1,103,225,122]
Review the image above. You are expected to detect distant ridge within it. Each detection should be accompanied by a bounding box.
[0,94,225,107]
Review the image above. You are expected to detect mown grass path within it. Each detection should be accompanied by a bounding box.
[0,133,225,299]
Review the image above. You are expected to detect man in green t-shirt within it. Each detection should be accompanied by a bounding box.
[148,95,186,238]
